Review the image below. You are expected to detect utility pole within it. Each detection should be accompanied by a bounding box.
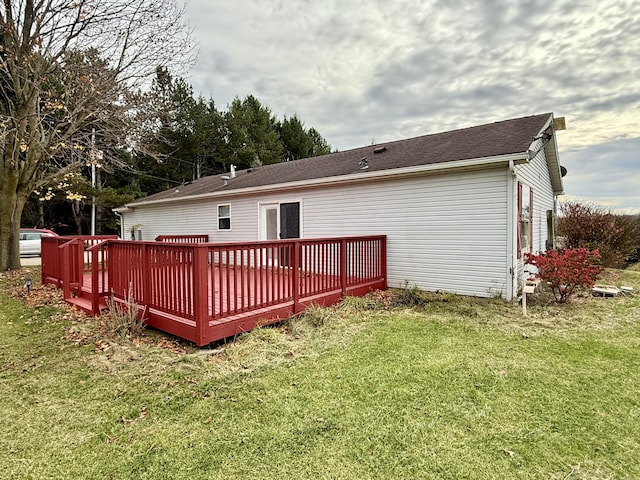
[89,129,103,236]
[91,129,96,236]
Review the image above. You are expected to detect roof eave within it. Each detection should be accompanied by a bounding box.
[122,152,529,209]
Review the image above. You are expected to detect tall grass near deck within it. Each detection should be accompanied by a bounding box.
[1,268,639,479]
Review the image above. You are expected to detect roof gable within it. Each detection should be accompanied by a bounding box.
[128,113,555,206]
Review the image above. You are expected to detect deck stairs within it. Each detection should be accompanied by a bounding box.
[64,281,108,315]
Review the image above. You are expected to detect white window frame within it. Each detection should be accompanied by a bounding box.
[518,182,533,258]
[217,204,231,231]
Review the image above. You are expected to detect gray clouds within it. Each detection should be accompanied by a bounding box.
[185,0,640,211]
[562,138,640,211]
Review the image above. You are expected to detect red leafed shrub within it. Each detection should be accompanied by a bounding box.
[524,248,604,303]
[557,202,640,268]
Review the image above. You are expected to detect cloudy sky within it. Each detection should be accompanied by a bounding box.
[184,0,639,212]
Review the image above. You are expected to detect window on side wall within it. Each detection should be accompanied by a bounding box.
[546,209,555,250]
[517,182,533,258]
[218,204,231,230]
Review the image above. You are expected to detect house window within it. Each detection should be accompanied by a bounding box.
[130,226,142,240]
[218,204,231,230]
[518,182,533,258]
[546,209,555,250]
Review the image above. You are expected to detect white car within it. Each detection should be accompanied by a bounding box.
[19,229,58,256]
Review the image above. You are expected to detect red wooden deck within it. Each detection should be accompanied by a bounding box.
[42,236,386,346]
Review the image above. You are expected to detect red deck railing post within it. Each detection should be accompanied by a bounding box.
[61,243,70,300]
[106,240,113,296]
[193,245,210,345]
[91,245,99,315]
[292,240,300,313]
[56,238,64,287]
[340,238,347,296]
[381,236,387,289]
[77,239,84,288]
[142,243,150,307]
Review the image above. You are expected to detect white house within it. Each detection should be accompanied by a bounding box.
[115,113,565,301]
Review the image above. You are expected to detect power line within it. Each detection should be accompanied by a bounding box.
[125,168,184,185]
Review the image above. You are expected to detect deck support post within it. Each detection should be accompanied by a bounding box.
[76,239,84,289]
[57,245,63,287]
[141,243,151,307]
[57,247,63,287]
[340,239,347,296]
[381,236,387,290]
[292,241,300,313]
[60,239,80,301]
[61,243,71,301]
[91,245,100,315]
[193,245,210,345]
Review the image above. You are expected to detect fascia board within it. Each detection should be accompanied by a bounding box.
[537,114,564,195]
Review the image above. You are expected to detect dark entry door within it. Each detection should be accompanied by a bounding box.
[279,202,300,266]
[279,202,300,239]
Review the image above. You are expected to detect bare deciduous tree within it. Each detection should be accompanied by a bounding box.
[0,0,193,270]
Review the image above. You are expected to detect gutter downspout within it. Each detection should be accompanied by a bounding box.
[113,210,124,239]
[506,159,518,301]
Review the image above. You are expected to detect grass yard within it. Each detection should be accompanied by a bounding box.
[1,267,639,479]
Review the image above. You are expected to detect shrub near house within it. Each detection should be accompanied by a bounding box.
[525,248,604,303]
[557,202,640,268]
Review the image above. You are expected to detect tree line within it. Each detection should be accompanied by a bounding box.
[2,0,193,269]
[1,0,333,270]
[20,67,333,236]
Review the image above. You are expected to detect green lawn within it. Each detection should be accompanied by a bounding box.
[1,268,639,479]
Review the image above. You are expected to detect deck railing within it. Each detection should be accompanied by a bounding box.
[109,241,197,320]
[105,236,386,345]
[41,236,66,287]
[43,235,386,345]
[42,235,118,289]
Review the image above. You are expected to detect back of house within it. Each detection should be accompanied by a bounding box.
[116,113,565,300]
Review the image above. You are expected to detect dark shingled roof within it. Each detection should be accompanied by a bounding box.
[129,113,551,205]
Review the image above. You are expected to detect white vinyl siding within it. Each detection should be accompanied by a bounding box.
[302,168,509,297]
[123,201,256,242]
[123,166,511,298]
